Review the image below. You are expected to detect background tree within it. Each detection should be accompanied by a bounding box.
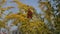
[39,0,60,34]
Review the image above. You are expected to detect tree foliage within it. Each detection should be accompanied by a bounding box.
[0,0,54,34]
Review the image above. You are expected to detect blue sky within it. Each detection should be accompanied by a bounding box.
[3,0,42,14]
[20,0,42,14]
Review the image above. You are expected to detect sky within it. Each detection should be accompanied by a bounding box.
[20,0,42,14]
[3,0,42,14]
